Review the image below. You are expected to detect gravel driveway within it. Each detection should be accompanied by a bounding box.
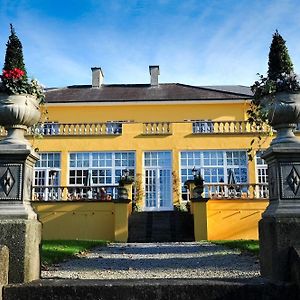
[42,242,260,280]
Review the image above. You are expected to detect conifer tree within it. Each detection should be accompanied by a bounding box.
[3,24,27,79]
[268,30,293,80]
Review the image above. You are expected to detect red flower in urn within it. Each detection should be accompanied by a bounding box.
[2,68,25,80]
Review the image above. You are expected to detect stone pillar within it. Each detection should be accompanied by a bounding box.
[259,144,300,282]
[0,144,41,283]
[190,198,209,241]
[113,198,131,242]
[123,183,133,214]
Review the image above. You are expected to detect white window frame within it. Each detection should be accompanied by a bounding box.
[34,152,61,201]
[255,151,269,198]
[68,151,135,186]
[180,150,248,200]
[144,151,173,211]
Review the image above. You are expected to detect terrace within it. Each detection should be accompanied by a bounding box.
[0,120,273,136]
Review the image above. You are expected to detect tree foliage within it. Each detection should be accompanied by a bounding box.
[3,24,27,79]
[268,30,294,80]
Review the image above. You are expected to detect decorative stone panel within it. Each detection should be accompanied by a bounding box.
[280,162,300,199]
[0,164,22,201]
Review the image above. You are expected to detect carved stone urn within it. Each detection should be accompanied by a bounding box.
[266,91,300,145]
[0,93,41,145]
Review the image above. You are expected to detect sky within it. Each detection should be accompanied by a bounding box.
[1,0,300,88]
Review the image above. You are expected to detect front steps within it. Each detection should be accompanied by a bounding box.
[3,278,299,300]
[128,211,194,242]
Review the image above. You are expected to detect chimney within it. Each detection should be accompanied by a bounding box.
[149,65,160,86]
[91,67,104,88]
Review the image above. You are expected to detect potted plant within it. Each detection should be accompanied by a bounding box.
[248,30,300,148]
[0,24,44,146]
[192,174,204,199]
[118,169,134,186]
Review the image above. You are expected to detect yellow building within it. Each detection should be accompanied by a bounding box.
[30,65,270,212]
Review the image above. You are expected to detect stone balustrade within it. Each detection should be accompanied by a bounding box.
[32,185,119,201]
[204,183,269,199]
[192,120,271,134]
[33,183,268,202]
[143,122,172,135]
[0,120,281,136]
[0,122,123,136]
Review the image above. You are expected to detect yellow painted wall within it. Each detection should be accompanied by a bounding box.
[114,202,131,242]
[30,122,272,205]
[32,202,115,241]
[29,100,273,207]
[206,199,268,240]
[191,201,208,240]
[33,199,269,241]
[45,102,248,123]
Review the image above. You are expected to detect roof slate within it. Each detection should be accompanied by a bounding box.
[45,83,252,104]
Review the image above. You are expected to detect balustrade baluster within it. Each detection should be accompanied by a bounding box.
[99,124,103,134]
[221,122,225,133]
[151,123,154,134]
[156,122,159,133]
[213,122,218,133]
[94,124,98,134]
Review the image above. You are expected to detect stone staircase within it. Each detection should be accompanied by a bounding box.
[3,278,299,300]
[128,211,194,242]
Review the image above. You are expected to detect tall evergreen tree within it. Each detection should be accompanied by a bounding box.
[3,24,27,78]
[268,30,293,80]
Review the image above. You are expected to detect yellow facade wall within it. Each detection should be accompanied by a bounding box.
[32,202,115,241]
[206,199,268,240]
[27,99,275,208]
[45,102,248,123]
[30,122,273,206]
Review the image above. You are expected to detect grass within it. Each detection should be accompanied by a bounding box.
[41,240,108,267]
[213,240,259,256]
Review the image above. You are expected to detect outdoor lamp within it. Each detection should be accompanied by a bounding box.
[192,166,197,177]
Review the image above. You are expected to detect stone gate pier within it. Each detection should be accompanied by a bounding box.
[0,143,41,283]
[260,145,300,282]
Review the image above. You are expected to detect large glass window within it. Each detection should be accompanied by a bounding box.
[69,152,135,186]
[256,151,269,197]
[34,152,61,201]
[180,150,248,200]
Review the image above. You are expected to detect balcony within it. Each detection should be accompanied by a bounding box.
[0,120,283,137]
[32,183,269,202]
[183,183,269,200]
[0,122,123,137]
[143,122,172,135]
[192,120,271,134]
[32,185,119,201]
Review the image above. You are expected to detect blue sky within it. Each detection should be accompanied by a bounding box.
[1,0,300,88]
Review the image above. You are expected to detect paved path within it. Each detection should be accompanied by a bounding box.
[42,242,260,280]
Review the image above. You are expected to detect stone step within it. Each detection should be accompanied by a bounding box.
[128,211,195,243]
[3,278,299,300]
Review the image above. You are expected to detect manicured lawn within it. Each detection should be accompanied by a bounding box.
[41,240,108,266]
[213,240,259,256]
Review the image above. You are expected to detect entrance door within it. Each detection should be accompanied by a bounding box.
[144,151,172,211]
